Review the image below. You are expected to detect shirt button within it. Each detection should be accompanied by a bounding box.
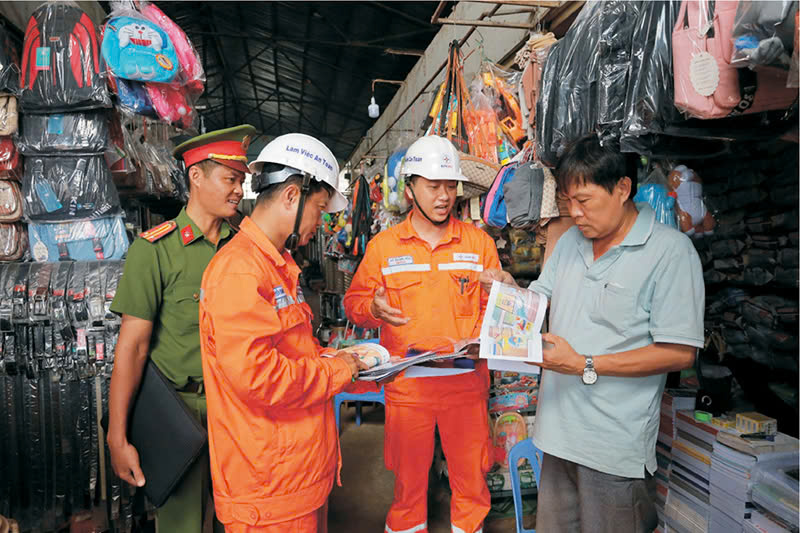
[193,292,199,301]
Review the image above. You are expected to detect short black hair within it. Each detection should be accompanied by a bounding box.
[554,134,637,200]
[255,163,332,207]
[185,159,224,191]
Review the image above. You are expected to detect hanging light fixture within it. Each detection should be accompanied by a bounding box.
[368,79,405,119]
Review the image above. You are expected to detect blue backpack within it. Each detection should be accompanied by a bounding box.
[102,16,179,83]
[482,164,518,228]
[28,216,129,262]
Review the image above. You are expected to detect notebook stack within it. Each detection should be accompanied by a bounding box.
[655,389,696,533]
[664,410,718,533]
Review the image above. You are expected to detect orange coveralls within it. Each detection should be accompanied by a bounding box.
[344,213,501,533]
[199,217,367,532]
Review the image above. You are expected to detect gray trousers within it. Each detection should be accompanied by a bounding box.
[535,453,658,533]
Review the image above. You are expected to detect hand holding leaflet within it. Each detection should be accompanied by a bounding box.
[479,281,548,365]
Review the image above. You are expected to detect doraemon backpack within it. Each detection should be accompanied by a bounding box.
[102,15,178,83]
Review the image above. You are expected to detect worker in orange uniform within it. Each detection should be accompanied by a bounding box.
[198,133,372,532]
[344,135,501,533]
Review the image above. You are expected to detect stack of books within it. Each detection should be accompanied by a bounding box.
[710,430,798,532]
[664,410,718,533]
[655,390,696,533]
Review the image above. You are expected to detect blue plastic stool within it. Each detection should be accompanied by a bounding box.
[508,438,544,533]
[334,387,385,433]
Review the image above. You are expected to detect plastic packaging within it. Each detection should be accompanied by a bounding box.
[0,137,21,180]
[0,180,24,222]
[18,111,110,155]
[621,1,683,154]
[732,1,797,69]
[20,2,111,113]
[110,76,156,116]
[138,0,205,95]
[22,155,121,222]
[0,222,28,261]
[28,216,129,262]
[0,94,18,135]
[596,1,640,145]
[144,82,195,129]
[101,11,180,84]
[0,24,20,95]
[536,1,602,167]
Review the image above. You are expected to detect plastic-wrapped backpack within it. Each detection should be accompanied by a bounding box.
[20,3,110,112]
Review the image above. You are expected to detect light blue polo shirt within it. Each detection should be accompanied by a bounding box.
[529,203,704,478]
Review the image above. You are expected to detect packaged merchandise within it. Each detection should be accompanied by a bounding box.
[101,14,179,84]
[20,2,111,113]
[22,155,120,221]
[28,216,129,262]
[18,111,109,155]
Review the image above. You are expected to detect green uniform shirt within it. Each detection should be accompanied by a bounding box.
[111,208,233,388]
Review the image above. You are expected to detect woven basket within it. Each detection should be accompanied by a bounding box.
[460,153,500,200]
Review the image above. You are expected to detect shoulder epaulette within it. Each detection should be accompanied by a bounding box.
[140,221,177,243]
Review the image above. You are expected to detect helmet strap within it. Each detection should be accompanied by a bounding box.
[285,173,312,251]
[407,182,449,227]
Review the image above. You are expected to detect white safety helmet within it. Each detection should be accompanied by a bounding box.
[398,135,468,182]
[248,133,348,213]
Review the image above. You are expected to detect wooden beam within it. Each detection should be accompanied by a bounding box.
[434,18,537,29]
[465,0,563,7]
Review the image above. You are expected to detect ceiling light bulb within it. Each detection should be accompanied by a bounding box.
[368,96,380,119]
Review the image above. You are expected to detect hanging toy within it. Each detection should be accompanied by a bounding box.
[383,148,408,211]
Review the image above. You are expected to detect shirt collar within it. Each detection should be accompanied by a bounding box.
[578,203,655,265]
[175,207,232,247]
[620,203,656,247]
[397,211,461,246]
[240,216,296,271]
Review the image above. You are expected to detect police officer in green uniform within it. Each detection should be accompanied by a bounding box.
[107,125,256,532]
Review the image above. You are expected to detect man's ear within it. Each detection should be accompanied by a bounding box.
[188,165,204,189]
[282,182,301,210]
[617,176,632,203]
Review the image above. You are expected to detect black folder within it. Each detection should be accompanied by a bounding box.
[117,360,208,507]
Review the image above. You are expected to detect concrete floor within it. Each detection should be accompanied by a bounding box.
[327,403,531,533]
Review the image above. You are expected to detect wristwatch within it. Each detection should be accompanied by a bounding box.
[582,355,597,385]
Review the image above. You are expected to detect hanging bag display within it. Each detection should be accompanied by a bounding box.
[0,95,18,135]
[28,216,129,262]
[0,137,21,181]
[101,15,179,84]
[0,180,24,222]
[18,111,109,155]
[672,0,797,119]
[22,156,120,222]
[0,223,28,261]
[20,3,110,113]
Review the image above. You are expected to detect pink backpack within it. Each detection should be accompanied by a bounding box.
[672,0,797,119]
[139,2,204,95]
[145,83,193,129]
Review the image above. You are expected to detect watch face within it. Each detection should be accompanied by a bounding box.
[582,368,598,385]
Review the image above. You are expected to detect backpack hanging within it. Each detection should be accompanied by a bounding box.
[28,216,129,262]
[18,110,109,155]
[482,164,519,228]
[101,15,179,84]
[20,3,110,113]
[0,137,21,180]
[0,180,23,222]
[22,155,120,222]
[0,95,18,135]
[0,222,27,261]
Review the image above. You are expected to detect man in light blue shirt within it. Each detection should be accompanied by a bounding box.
[482,134,704,532]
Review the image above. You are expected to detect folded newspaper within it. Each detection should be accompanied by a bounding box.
[341,340,478,382]
[479,281,547,365]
